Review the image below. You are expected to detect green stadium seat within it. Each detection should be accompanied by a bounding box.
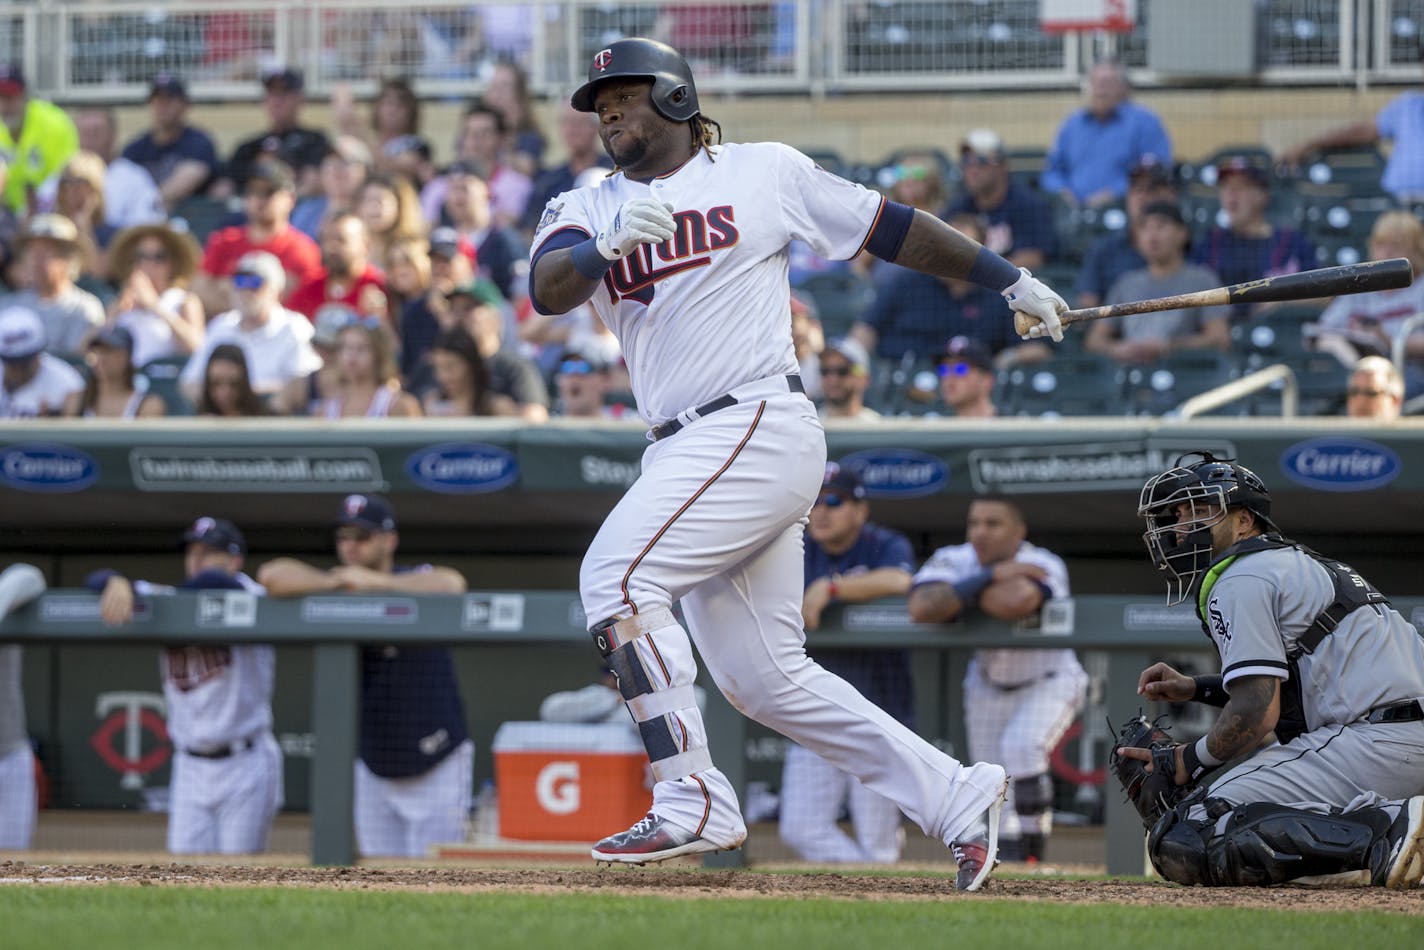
[139,355,194,416]
[795,270,875,339]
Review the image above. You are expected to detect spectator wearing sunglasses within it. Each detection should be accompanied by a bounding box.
[779,462,916,864]
[552,350,632,420]
[1346,355,1405,421]
[942,129,1057,271]
[818,337,878,421]
[107,223,205,367]
[937,336,999,419]
[179,251,320,414]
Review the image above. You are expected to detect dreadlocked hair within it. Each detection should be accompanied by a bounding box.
[691,114,722,160]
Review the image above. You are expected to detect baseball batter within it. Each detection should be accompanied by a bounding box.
[908,498,1088,863]
[529,37,1068,890]
[93,518,283,855]
[1127,453,1424,887]
[0,563,46,850]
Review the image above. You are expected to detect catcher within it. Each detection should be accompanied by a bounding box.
[1114,451,1424,887]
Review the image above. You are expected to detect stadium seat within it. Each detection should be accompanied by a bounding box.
[1123,349,1241,417]
[1004,147,1049,191]
[1251,351,1350,417]
[794,270,875,339]
[139,356,194,416]
[1000,353,1125,417]
[1301,146,1387,195]
[1232,303,1321,371]
[169,196,237,246]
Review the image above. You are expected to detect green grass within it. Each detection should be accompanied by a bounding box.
[1,887,1420,950]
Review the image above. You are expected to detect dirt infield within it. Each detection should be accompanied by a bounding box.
[2,861,1421,913]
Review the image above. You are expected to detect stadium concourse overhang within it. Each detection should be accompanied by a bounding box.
[2,417,1423,580]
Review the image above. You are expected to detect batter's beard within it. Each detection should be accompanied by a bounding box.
[607,136,648,170]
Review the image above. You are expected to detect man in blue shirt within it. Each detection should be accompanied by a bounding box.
[779,463,916,864]
[943,129,1057,271]
[120,73,219,212]
[1073,154,1179,308]
[1041,60,1172,208]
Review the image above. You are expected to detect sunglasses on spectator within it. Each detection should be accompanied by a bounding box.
[133,250,170,263]
[961,155,1000,168]
[937,361,973,378]
[895,164,930,181]
[244,188,278,201]
[558,359,594,376]
[814,493,849,509]
[232,272,265,291]
[335,526,375,543]
[820,364,856,378]
[1347,387,1390,398]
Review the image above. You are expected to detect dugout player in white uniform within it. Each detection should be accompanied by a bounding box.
[528,37,1068,890]
[1126,452,1424,887]
[93,518,283,855]
[908,497,1087,864]
[259,494,473,859]
[0,563,46,850]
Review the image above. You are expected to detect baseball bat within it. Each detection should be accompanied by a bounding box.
[1054,257,1414,329]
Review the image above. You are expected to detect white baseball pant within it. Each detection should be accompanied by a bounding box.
[355,738,473,858]
[779,741,905,863]
[582,391,1003,850]
[0,743,36,850]
[168,731,283,854]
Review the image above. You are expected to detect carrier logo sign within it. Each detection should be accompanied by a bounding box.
[970,440,1237,494]
[1279,438,1400,491]
[406,443,518,493]
[0,443,98,492]
[841,449,948,497]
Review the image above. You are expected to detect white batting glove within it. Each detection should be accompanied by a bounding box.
[594,198,676,260]
[1003,267,1068,343]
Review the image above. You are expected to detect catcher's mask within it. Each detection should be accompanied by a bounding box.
[1138,452,1277,605]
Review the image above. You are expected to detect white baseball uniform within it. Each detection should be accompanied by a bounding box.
[913,541,1088,845]
[138,573,284,854]
[530,142,1006,851]
[0,564,46,850]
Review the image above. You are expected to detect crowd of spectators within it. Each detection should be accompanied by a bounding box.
[1,53,1421,424]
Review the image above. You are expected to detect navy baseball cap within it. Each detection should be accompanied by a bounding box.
[262,66,304,92]
[938,335,995,374]
[336,493,397,532]
[183,516,246,555]
[822,461,867,500]
[149,72,188,100]
[88,325,134,352]
[1215,156,1269,188]
[180,568,248,592]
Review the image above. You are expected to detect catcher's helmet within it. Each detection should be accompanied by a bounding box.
[571,37,700,123]
[1137,452,1277,605]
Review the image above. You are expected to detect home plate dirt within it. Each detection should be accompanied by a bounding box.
[0,861,1421,912]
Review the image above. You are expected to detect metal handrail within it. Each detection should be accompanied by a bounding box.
[1390,311,1424,376]
[1171,363,1298,420]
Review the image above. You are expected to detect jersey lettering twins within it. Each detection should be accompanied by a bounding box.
[912,541,1079,686]
[531,142,886,422]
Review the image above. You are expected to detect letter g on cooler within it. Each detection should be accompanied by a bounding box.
[536,760,581,815]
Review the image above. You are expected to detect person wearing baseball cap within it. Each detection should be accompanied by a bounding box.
[0,62,78,216]
[1196,155,1317,312]
[220,65,330,198]
[1074,154,1180,309]
[818,337,879,421]
[291,135,374,241]
[937,335,999,418]
[780,459,917,864]
[62,324,166,419]
[118,72,220,213]
[258,497,473,859]
[1086,201,1232,365]
[944,128,1057,271]
[446,276,550,422]
[4,213,106,358]
[88,515,281,856]
[0,304,83,418]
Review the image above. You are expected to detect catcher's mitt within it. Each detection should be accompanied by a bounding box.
[1109,714,1190,829]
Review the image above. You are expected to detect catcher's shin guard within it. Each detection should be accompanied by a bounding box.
[592,608,712,782]
[1147,801,1212,885]
[1206,801,1398,887]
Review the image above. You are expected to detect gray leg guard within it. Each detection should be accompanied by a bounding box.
[1149,797,1397,887]
[1014,774,1053,862]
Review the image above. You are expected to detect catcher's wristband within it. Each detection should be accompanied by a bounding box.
[1191,674,1229,707]
[1182,736,1224,783]
[951,569,993,608]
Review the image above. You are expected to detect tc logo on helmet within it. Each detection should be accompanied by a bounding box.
[593,49,613,71]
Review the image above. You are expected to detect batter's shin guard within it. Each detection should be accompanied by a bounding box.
[1205,801,1397,887]
[592,609,713,783]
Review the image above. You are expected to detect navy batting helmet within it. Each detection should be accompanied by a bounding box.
[571,37,700,123]
[1138,452,1277,604]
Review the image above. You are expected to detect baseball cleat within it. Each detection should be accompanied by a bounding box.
[950,766,1009,892]
[591,812,723,865]
[1384,795,1424,889]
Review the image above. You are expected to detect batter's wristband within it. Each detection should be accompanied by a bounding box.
[950,569,993,608]
[570,238,614,280]
[1191,674,1229,707]
[967,246,1020,292]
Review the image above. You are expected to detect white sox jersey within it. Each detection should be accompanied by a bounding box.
[531,142,886,422]
[913,541,1081,686]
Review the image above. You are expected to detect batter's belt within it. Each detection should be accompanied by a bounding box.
[648,374,805,442]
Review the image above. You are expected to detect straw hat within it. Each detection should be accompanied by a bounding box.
[108,224,200,287]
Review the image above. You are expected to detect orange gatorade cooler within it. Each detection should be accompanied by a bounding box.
[491,722,651,841]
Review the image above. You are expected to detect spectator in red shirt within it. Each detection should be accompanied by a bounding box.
[193,161,321,317]
[287,212,389,325]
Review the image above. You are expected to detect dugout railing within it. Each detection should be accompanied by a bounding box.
[6,590,1424,874]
